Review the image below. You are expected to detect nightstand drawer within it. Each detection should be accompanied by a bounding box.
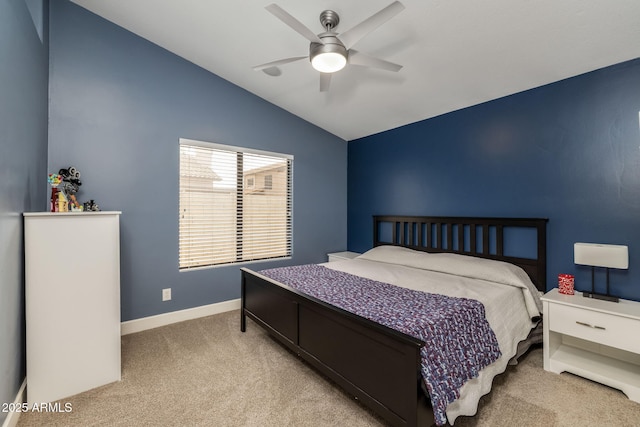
[549,304,640,354]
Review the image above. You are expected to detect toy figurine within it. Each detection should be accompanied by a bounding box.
[58,167,82,210]
[83,199,100,212]
[47,174,63,212]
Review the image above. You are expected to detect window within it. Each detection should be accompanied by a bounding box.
[179,139,292,270]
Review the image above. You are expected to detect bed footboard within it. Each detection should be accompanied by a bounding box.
[241,268,433,427]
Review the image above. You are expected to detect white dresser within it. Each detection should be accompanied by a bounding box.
[542,288,640,402]
[24,211,122,404]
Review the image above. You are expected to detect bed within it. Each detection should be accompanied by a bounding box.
[240,215,548,426]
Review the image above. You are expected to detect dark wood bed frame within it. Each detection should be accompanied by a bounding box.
[241,215,548,427]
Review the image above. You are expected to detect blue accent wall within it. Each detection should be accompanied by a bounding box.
[348,59,640,302]
[48,1,347,321]
[0,0,49,420]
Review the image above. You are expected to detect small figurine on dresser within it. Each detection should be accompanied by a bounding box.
[47,173,63,212]
[83,199,100,212]
[58,167,83,211]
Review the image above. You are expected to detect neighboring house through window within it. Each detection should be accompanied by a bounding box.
[179,139,292,270]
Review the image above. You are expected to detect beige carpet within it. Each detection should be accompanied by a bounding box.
[17,310,640,427]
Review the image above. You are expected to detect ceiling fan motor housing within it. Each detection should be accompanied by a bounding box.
[310,33,348,62]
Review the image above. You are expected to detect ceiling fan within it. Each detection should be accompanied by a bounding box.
[253,2,405,92]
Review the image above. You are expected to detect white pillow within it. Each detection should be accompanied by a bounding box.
[357,245,432,266]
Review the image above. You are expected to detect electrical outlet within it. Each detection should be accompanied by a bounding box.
[162,288,171,301]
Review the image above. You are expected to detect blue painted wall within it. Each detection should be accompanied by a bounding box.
[0,0,49,420]
[348,59,640,302]
[48,1,347,321]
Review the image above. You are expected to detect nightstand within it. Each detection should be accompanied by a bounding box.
[542,288,640,402]
[327,251,360,262]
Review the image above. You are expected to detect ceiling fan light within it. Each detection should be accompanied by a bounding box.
[311,52,347,73]
[310,34,348,73]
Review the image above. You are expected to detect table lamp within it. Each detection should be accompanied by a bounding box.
[574,242,628,303]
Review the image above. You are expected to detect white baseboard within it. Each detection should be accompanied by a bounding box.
[2,379,26,427]
[120,299,241,335]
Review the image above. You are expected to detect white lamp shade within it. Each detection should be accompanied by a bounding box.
[574,243,628,269]
[311,52,347,73]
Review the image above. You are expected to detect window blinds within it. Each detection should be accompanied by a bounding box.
[179,139,292,270]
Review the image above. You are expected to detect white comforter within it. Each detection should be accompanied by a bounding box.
[322,245,542,425]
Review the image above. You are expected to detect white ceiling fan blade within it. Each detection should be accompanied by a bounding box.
[319,72,331,92]
[338,1,405,49]
[253,56,307,71]
[348,50,402,72]
[265,4,324,44]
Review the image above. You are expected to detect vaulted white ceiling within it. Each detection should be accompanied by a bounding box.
[71,0,640,141]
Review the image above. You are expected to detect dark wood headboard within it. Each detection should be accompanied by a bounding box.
[373,215,548,291]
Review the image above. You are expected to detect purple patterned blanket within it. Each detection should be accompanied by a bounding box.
[258,264,501,426]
